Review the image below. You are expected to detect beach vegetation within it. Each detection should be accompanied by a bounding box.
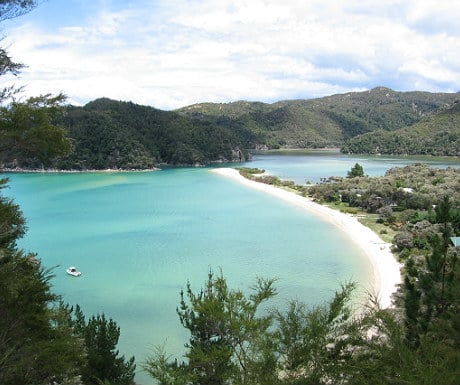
[236,167,297,189]
[347,162,365,178]
[236,167,265,176]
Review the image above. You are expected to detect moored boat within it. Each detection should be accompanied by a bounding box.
[66,266,81,277]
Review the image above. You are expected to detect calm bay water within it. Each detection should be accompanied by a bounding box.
[4,152,459,384]
[247,150,460,183]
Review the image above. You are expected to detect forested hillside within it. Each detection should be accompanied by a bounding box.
[54,89,458,170]
[177,87,458,150]
[342,101,460,156]
[52,98,253,170]
[4,88,457,171]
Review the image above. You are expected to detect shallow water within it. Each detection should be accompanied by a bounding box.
[4,152,459,384]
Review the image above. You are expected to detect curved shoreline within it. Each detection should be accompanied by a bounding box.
[212,167,402,309]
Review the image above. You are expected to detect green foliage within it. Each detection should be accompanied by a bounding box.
[0,175,134,385]
[347,162,365,178]
[178,87,459,151]
[143,345,190,385]
[0,1,38,101]
[51,98,251,170]
[0,175,85,385]
[146,270,277,385]
[273,282,360,384]
[0,250,85,385]
[350,304,460,385]
[0,5,136,384]
[236,167,265,178]
[72,306,136,385]
[342,102,460,156]
[0,94,72,167]
[402,196,459,348]
[5,88,458,169]
[236,167,297,188]
[0,46,24,102]
[0,2,71,169]
[0,178,26,249]
[308,163,460,213]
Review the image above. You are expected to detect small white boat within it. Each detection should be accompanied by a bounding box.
[66,266,82,277]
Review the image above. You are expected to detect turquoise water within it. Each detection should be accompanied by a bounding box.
[4,153,459,384]
[246,151,460,184]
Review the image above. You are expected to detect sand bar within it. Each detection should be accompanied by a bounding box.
[212,168,402,309]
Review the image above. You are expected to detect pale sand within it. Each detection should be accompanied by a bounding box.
[212,168,402,309]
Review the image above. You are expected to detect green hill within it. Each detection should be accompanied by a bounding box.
[177,87,458,149]
[54,98,253,170]
[341,101,460,156]
[9,88,458,170]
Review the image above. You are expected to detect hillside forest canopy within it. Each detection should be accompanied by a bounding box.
[0,88,459,170]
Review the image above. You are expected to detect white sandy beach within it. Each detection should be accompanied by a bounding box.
[212,168,402,309]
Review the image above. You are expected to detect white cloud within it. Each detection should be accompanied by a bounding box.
[3,0,460,109]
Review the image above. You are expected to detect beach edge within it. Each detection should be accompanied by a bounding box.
[211,167,402,309]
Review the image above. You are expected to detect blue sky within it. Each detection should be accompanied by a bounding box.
[2,0,460,109]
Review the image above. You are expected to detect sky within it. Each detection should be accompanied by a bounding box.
[1,0,460,110]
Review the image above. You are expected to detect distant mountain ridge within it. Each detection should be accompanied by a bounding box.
[176,87,459,151]
[11,87,457,170]
[61,88,459,169]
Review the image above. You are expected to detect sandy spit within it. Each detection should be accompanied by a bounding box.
[212,168,402,309]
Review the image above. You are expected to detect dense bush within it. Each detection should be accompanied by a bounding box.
[342,103,460,156]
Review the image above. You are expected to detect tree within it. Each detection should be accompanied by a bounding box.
[273,282,362,384]
[0,1,38,102]
[0,45,25,102]
[0,167,85,385]
[0,1,38,22]
[72,306,136,385]
[0,94,72,167]
[347,304,459,385]
[347,162,365,178]
[401,195,459,351]
[0,2,71,168]
[145,270,277,385]
[377,205,395,224]
[0,249,85,385]
[0,177,26,249]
